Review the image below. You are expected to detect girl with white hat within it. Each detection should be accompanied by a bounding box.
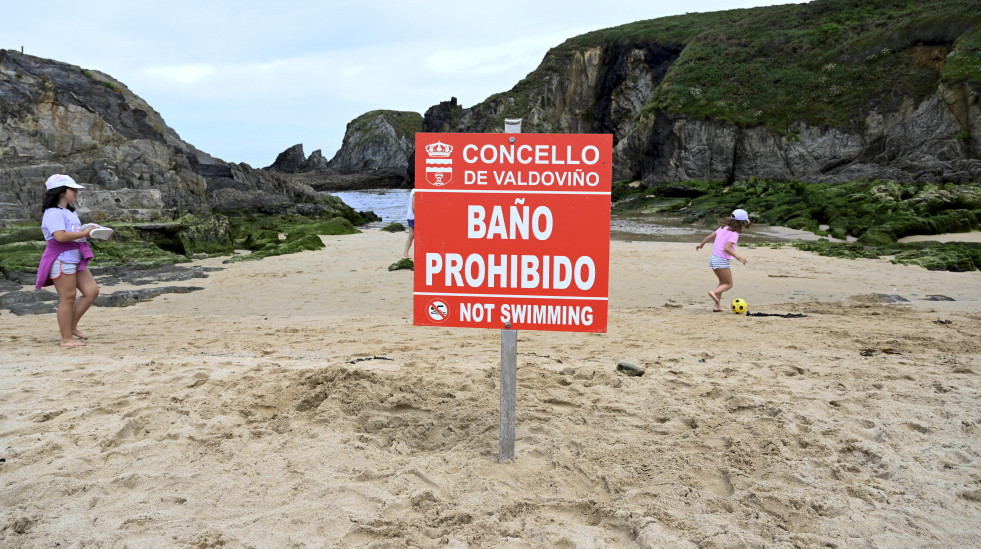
[695,209,751,312]
[35,174,102,347]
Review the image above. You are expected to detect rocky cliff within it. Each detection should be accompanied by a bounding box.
[328,110,421,174]
[422,0,981,187]
[265,110,422,190]
[0,50,336,226]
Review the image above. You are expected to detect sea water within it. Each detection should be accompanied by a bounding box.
[331,189,411,226]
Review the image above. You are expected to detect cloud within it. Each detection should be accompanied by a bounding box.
[142,64,216,85]
[424,29,585,75]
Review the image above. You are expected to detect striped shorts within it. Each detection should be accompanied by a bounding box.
[709,254,731,269]
[50,259,80,279]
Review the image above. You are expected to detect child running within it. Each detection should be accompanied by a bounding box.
[695,209,751,312]
[36,174,100,347]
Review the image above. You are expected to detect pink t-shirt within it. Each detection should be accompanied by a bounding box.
[712,226,740,259]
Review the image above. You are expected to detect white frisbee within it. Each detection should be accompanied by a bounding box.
[89,227,113,240]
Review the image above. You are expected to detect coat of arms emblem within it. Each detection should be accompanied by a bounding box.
[425,141,453,186]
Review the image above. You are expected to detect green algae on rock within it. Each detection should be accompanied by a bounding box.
[388,258,413,271]
[223,233,326,264]
[757,239,981,272]
[618,179,981,245]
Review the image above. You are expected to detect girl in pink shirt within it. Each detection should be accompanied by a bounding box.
[696,209,751,312]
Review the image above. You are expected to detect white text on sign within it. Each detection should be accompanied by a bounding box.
[425,253,596,290]
[458,302,595,327]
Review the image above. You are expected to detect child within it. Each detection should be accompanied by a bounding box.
[402,188,415,259]
[695,209,751,312]
[36,174,100,347]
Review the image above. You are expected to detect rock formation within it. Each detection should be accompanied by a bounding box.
[421,3,981,187]
[328,110,421,174]
[266,110,422,190]
[266,144,329,173]
[0,49,337,226]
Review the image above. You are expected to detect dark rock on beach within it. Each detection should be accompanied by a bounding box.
[616,361,646,377]
[95,286,204,308]
[0,289,58,315]
[0,279,23,293]
[98,265,219,287]
[0,283,206,313]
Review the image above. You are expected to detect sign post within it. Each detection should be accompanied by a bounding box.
[499,118,521,462]
[413,126,612,463]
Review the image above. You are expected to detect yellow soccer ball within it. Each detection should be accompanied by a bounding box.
[731,298,748,314]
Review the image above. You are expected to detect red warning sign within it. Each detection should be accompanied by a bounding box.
[413,133,611,332]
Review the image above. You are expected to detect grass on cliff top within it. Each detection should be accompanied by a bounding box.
[491,0,981,134]
[350,110,424,141]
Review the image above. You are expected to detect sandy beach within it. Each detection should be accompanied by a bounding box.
[1,229,980,548]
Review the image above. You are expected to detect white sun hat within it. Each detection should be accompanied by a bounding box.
[731,208,750,221]
[45,174,85,190]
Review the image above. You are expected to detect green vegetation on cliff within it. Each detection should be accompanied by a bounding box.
[501,0,980,133]
[351,110,423,141]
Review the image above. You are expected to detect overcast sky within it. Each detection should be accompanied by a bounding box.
[7,1,804,167]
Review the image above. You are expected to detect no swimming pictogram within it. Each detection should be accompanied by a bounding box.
[426,299,449,322]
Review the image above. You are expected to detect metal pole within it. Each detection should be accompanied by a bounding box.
[500,326,517,462]
[500,118,522,463]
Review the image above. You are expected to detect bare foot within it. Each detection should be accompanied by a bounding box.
[708,291,721,308]
[72,329,88,340]
[60,340,86,348]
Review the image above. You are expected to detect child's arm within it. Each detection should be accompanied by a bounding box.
[695,230,717,251]
[724,241,747,265]
[51,227,94,242]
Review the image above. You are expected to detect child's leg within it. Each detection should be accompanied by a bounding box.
[71,269,99,339]
[709,268,733,311]
[52,272,84,347]
[403,227,414,258]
